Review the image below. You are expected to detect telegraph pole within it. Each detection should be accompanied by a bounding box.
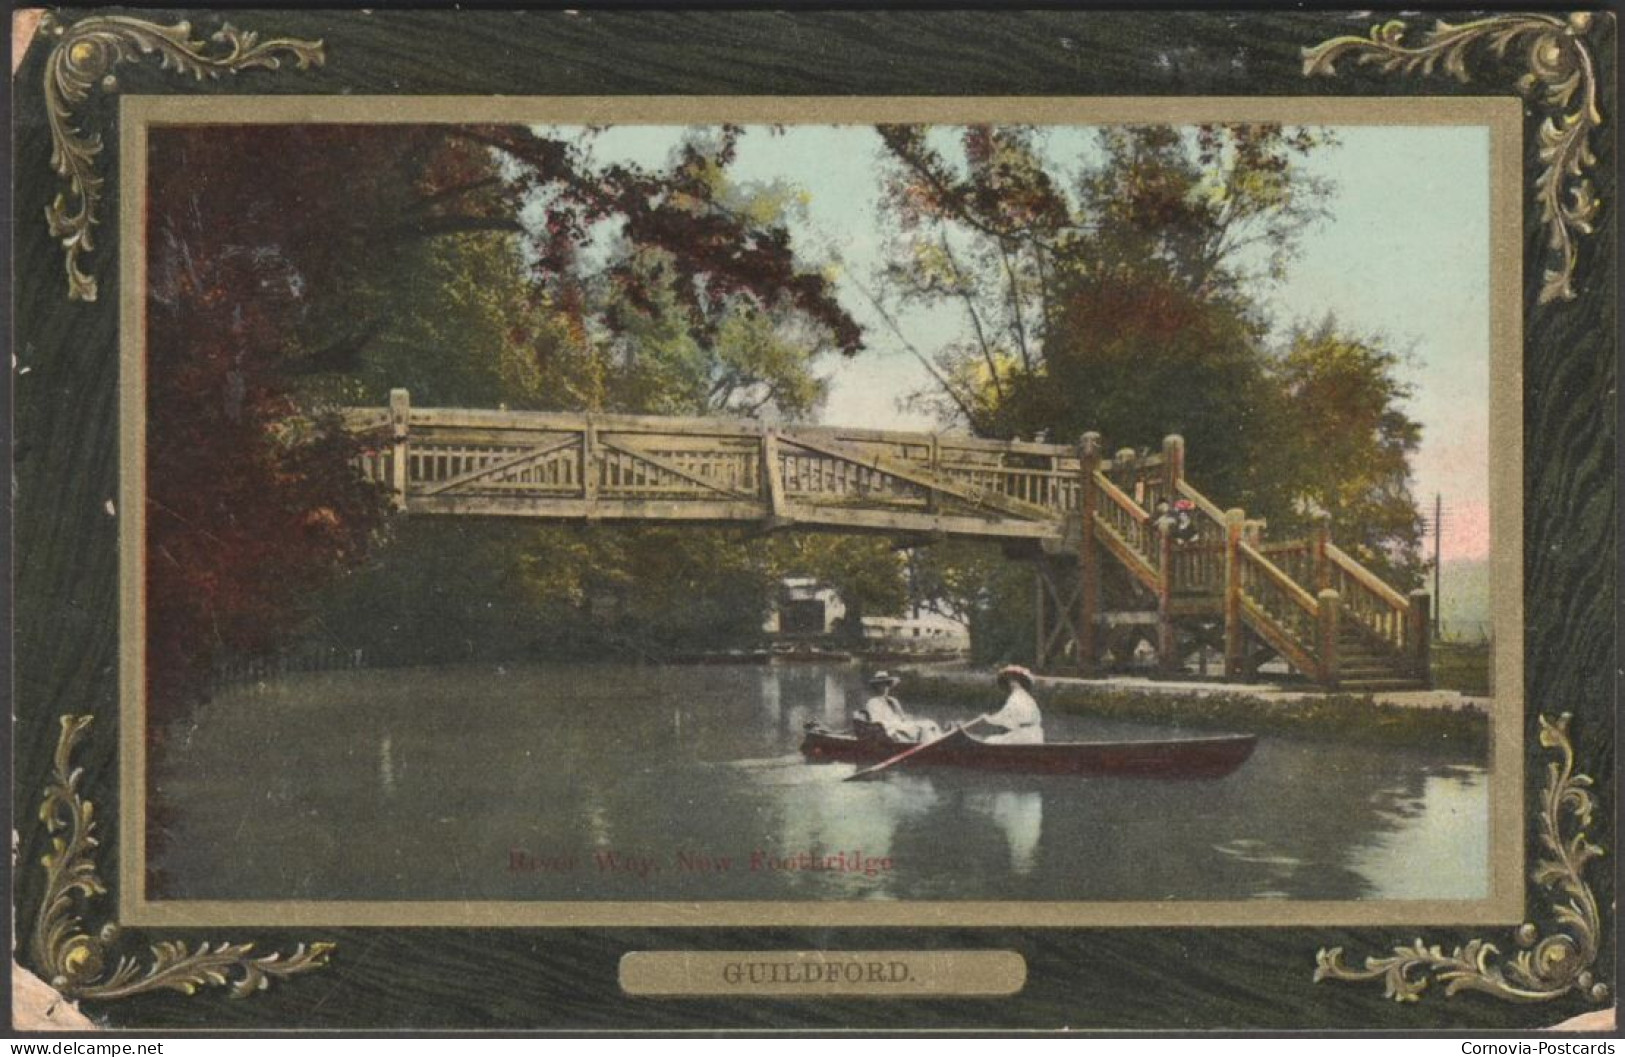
[1433,492,1442,636]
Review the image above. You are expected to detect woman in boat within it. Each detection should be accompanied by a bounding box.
[979,665,1045,744]
[855,671,940,743]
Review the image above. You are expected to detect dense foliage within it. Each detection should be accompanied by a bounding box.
[147,120,1428,699]
[876,124,1427,655]
[146,124,878,719]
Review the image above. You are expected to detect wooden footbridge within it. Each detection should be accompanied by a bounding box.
[347,390,1430,691]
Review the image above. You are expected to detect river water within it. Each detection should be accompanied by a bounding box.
[150,662,1488,903]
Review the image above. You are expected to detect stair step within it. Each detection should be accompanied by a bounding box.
[1337,678,1428,692]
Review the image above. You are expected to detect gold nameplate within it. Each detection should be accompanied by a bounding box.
[620,950,1026,997]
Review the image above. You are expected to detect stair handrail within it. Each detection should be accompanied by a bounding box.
[1094,470,1151,527]
[1323,543,1410,609]
[1323,542,1413,653]
[1091,469,1158,577]
[1235,539,1327,679]
[1238,541,1321,618]
[1077,429,1424,687]
[1175,480,1228,528]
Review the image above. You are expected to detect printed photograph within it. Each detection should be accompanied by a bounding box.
[137,115,1500,909]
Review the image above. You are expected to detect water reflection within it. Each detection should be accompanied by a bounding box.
[977,790,1043,876]
[151,662,1489,903]
[378,734,396,798]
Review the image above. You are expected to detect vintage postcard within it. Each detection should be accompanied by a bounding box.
[9,7,1616,1034]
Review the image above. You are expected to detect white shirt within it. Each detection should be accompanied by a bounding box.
[862,694,908,735]
[985,686,1043,743]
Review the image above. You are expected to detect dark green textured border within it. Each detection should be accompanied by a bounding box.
[11,7,1616,1030]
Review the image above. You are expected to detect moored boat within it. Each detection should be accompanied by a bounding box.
[799,725,1256,779]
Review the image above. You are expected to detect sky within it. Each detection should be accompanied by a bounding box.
[572,124,1492,561]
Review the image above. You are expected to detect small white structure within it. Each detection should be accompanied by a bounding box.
[859,611,970,653]
[762,577,847,637]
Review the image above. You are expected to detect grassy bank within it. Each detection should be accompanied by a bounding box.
[903,671,1489,757]
[1431,641,1491,696]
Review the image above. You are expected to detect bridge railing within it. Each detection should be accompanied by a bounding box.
[1234,540,1329,681]
[1091,470,1158,588]
[345,394,1083,534]
[1325,543,1429,676]
[349,398,1428,688]
[1074,432,1426,687]
[1256,539,1316,587]
[1162,481,1230,596]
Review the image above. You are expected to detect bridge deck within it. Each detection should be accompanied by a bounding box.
[345,392,1428,690]
[348,396,1092,541]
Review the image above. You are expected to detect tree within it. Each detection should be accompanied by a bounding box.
[1003,267,1286,512]
[146,123,867,718]
[870,123,1431,653]
[905,540,1034,665]
[872,123,1332,437]
[1269,318,1427,586]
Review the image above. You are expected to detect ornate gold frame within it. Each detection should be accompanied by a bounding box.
[1315,714,1608,1005]
[31,717,333,1003]
[39,12,323,302]
[25,11,337,1012]
[1302,13,1609,1010]
[1303,13,1603,305]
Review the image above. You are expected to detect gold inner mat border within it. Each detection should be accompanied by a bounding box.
[619,950,1028,997]
[119,94,1524,929]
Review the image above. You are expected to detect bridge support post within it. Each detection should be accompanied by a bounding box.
[1076,432,1103,675]
[1408,589,1433,687]
[760,431,790,529]
[582,414,599,518]
[388,388,410,511]
[1318,589,1341,688]
[1162,434,1185,500]
[1157,527,1176,673]
[1223,508,1245,679]
[1113,447,1137,495]
[1312,511,1332,592]
[1033,562,1047,669]
[1032,556,1081,672]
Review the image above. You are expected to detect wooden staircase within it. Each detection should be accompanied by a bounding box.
[1064,432,1431,691]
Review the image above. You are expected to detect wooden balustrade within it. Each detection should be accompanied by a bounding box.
[1092,471,1155,563]
[348,391,1080,541]
[1169,541,1226,596]
[351,396,1428,689]
[1235,541,1323,677]
[1256,539,1315,587]
[1324,543,1413,654]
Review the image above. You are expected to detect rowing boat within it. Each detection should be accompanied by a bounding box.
[799,725,1256,779]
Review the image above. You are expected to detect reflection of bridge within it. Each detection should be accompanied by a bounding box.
[348,390,1430,691]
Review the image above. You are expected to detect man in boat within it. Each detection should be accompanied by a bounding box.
[854,671,941,744]
[977,665,1045,744]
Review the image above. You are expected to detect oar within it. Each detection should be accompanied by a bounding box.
[844,717,987,782]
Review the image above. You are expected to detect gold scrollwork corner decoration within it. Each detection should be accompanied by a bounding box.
[1315,714,1609,1005]
[40,13,325,302]
[32,715,334,1003]
[1303,13,1603,304]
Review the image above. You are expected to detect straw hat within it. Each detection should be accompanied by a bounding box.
[996,665,1035,690]
[866,670,901,689]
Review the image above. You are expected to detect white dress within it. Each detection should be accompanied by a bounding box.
[983,686,1044,744]
[860,694,939,742]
